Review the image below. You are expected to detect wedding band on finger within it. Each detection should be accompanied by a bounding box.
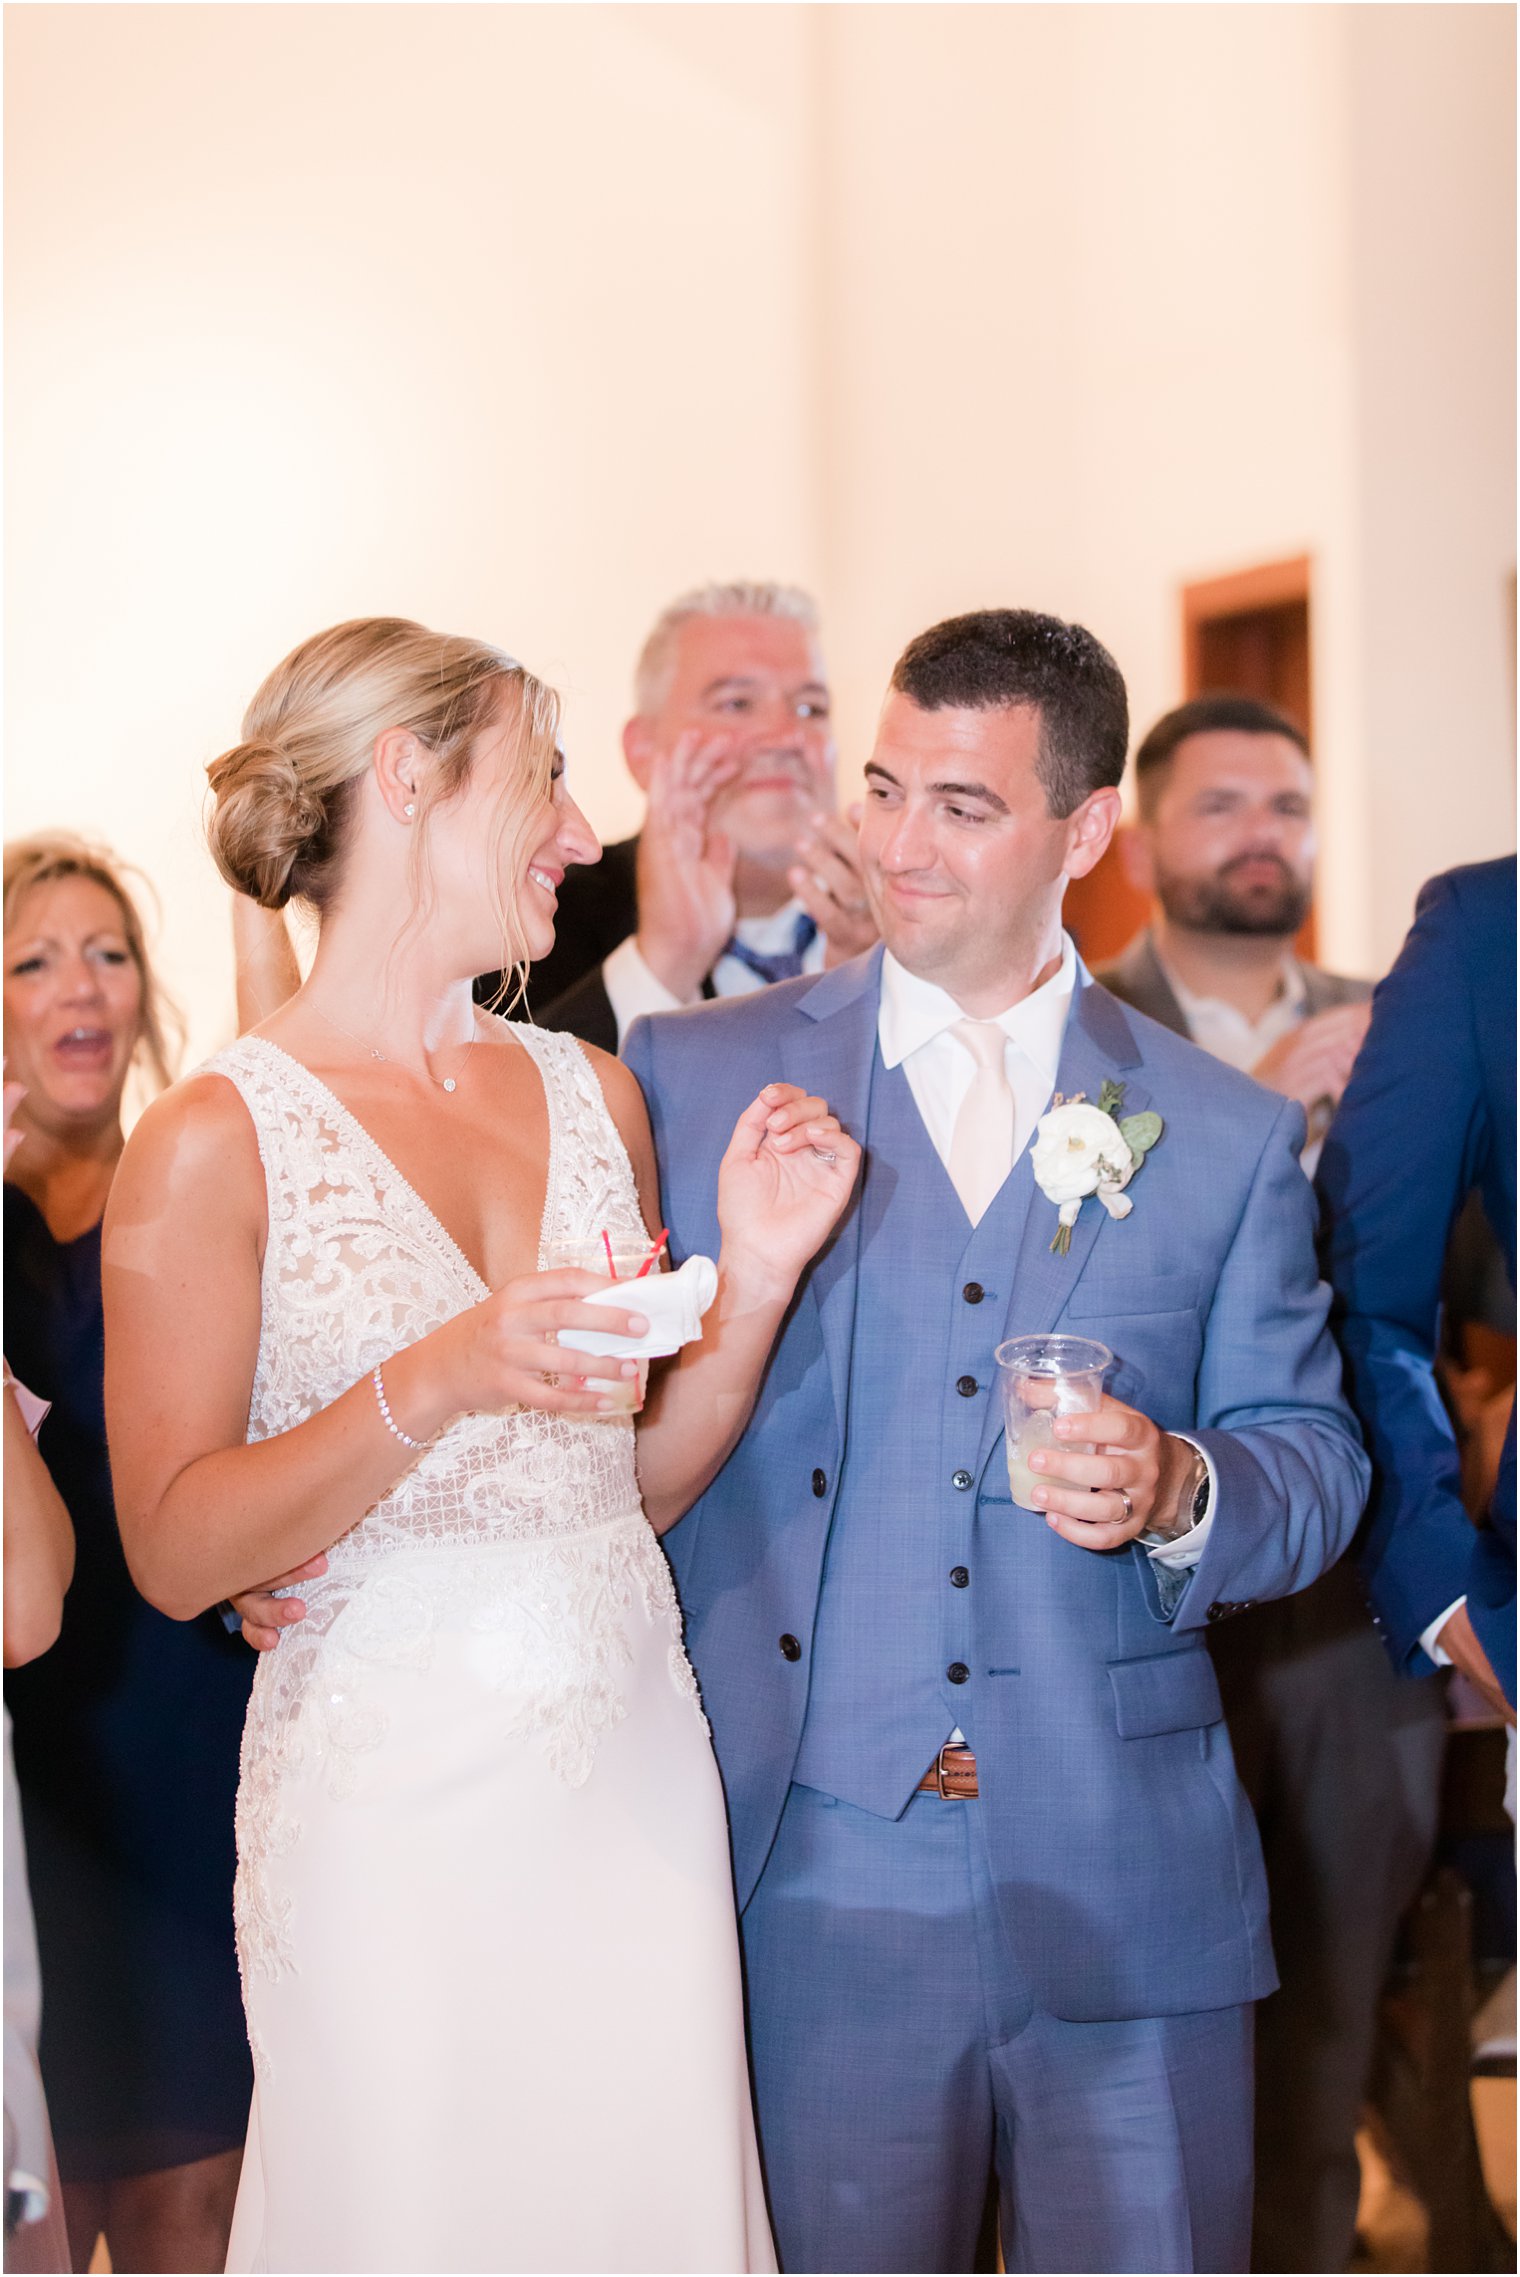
[815,1147,838,1165]
[1118,1489,1134,1521]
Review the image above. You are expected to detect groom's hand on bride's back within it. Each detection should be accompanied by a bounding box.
[229,1551,328,1652]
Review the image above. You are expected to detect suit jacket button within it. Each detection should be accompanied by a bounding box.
[956,1375,979,1398]
[950,1566,970,1588]
[811,1468,827,1498]
[952,1469,973,1491]
[947,1662,970,1684]
[779,1634,802,1661]
[1207,1602,1229,1622]
[962,1282,985,1304]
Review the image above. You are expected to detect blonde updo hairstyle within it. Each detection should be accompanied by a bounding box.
[3,832,183,1094]
[205,617,560,995]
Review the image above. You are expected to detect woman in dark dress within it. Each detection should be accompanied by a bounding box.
[3,834,253,2274]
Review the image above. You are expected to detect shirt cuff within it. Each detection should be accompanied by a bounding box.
[601,934,693,1045]
[1418,1596,1467,1667]
[1143,1434,1218,1570]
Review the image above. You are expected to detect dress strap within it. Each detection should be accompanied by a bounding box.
[510,1025,644,1257]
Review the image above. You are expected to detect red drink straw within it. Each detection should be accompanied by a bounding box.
[602,1229,618,1277]
[635,1228,669,1279]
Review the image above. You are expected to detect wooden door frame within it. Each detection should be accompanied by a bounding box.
[1181,553,1313,710]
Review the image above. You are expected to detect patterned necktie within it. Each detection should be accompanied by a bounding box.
[721,912,819,988]
[947,1019,1016,1224]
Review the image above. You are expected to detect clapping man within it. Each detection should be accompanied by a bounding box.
[520,581,877,1047]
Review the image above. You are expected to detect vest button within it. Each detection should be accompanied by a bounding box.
[779,1634,802,1661]
[811,1468,827,1498]
[950,1566,970,1588]
[956,1375,979,1398]
[962,1282,985,1304]
[947,1661,970,1684]
[952,1469,973,1491]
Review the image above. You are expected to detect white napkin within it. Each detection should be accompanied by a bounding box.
[557,1254,719,1360]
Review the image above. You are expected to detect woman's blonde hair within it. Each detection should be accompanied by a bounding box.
[205,617,560,995]
[3,833,183,1093]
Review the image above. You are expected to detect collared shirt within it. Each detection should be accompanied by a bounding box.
[877,935,1078,1177]
[1160,953,1309,1078]
[876,935,1213,1579]
[602,903,828,1045]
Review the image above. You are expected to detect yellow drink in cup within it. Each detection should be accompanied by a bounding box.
[993,1335,1113,1510]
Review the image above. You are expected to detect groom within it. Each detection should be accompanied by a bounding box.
[625,610,1369,2274]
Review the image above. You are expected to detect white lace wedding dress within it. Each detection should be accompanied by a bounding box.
[210,1027,774,2275]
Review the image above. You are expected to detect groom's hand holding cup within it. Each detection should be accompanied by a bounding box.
[994,1336,1202,1553]
[1025,1397,1202,1553]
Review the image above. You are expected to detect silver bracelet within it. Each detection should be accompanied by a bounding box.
[372,1364,423,1451]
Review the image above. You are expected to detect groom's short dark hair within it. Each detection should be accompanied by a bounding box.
[891,609,1129,818]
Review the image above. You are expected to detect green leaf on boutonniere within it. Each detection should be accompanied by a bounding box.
[1097,1078,1126,1118]
[1119,1111,1164,1158]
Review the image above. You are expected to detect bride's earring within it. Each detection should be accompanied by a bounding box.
[403,802,415,819]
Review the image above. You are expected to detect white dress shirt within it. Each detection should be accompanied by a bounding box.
[602,903,828,1044]
[878,939,1215,1576]
[1161,956,1309,1078]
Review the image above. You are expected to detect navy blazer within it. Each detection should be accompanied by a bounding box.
[1318,857,1517,1701]
[627,952,1369,2018]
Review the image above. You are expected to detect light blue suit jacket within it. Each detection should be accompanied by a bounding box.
[626,952,1370,2020]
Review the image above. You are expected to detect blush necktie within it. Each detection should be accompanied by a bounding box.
[947,1019,1016,1224]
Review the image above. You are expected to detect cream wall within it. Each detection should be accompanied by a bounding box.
[5,4,821,1059]
[6,3,1513,1066]
[816,3,1515,976]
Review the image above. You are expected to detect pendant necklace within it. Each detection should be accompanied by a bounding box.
[310,1004,477,1095]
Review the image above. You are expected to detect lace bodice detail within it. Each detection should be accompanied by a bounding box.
[206,1025,650,1564]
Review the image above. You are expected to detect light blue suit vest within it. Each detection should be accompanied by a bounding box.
[793,1056,1034,1816]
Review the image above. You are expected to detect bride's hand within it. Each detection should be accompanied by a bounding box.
[411,1269,650,1428]
[716,1084,860,1300]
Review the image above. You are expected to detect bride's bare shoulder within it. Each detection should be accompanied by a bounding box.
[116,1064,264,1200]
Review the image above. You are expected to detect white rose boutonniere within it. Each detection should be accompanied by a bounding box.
[1030,1077,1164,1255]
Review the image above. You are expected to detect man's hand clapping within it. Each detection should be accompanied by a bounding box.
[634,732,743,1001]
[1252,1001,1372,1120]
[789,804,879,968]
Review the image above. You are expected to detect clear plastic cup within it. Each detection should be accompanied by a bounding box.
[993,1334,1113,1511]
[544,1238,657,1412]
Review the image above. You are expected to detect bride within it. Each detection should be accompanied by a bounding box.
[101,617,858,2275]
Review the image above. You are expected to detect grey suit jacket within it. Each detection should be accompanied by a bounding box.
[1095,927,1370,1040]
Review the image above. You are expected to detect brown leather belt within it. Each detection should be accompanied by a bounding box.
[919,1742,978,1799]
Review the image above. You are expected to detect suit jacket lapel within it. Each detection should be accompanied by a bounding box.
[975,977,1150,1479]
[781,950,882,1440]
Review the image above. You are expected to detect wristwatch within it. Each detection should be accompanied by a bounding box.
[1139,1440,1211,1547]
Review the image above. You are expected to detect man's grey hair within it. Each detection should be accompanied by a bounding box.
[632,581,821,716]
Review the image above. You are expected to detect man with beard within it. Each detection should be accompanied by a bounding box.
[1098,694,1445,2277]
[1097,694,1368,1168]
